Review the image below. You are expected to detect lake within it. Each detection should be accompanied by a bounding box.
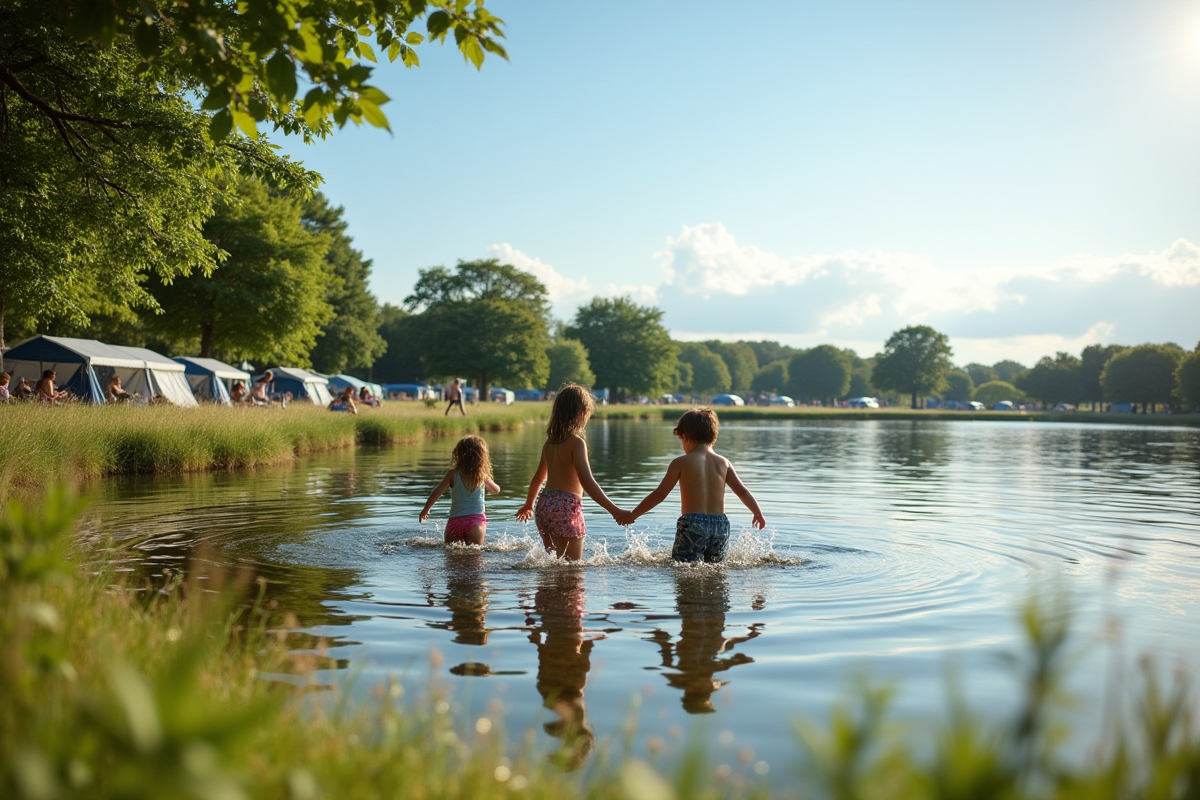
[86,418,1200,781]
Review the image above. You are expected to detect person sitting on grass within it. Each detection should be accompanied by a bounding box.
[105,375,131,403]
[13,377,34,400]
[230,381,247,404]
[250,371,273,407]
[0,372,10,403]
[617,407,766,564]
[36,370,70,405]
[329,386,358,415]
[359,386,381,407]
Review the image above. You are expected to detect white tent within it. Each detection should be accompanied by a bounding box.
[175,357,251,404]
[106,345,198,407]
[259,367,333,405]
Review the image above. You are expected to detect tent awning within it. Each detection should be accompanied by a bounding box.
[175,357,251,381]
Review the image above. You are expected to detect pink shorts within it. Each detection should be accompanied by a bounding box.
[445,514,486,542]
[535,489,586,539]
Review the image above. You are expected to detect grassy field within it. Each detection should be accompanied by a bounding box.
[2,490,1198,800]
[0,401,550,502]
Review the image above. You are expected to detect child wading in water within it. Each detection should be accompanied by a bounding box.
[517,384,625,560]
[619,407,765,563]
[420,435,501,545]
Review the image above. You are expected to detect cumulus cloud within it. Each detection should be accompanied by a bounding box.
[486,243,658,317]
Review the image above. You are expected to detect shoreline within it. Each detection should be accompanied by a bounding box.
[595,405,1200,426]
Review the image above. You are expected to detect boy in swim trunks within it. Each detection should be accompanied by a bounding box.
[618,407,765,563]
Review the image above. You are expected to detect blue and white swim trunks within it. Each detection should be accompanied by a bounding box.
[671,513,730,563]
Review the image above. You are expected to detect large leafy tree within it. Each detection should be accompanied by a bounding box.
[545,339,595,391]
[146,178,333,364]
[1176,346,1200,412]
[871,326,954,409]
[0,0,317,348]
[993,360,1026,384]
[941,370,975,402]
[405,259,550,396]
[787,345,851,405]
[678,343,732,397]
[1080,343,1127,411]
[965,363,999,387]
[1017,352,1084,407]
[705,341,757,394]
[743,340,796,368]
[371,304,424,383]
[1102,344,1185,412]
[565,297,679,400]
[843,349,877,399]
[302,193,386,374]
[751,360,789,396]
[974,380,1025,407]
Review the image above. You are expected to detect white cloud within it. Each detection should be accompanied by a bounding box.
[486,243,658,317]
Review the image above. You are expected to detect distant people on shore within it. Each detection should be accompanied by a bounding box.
[36,370,70,405]
[445,377,466,416]
[230,381,247,404]
[329,386,358,414]
[12,377,34,400]
[359,386,381,407]
[250,371,273,407]
[105,375,132,403]
[0,372,9,403]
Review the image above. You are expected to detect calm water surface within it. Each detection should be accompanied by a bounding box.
[88,420,1200,778]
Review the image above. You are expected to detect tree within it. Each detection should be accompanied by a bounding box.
[743,340,797,368]
[871,326,954,409]
[36,1,506,141]
[965,363,999,387]
[678,343,731,397]
[974,381,1024,407]
[787,345,851,405]
[751,361,789,396]
[941,370,975,402]
[1176,347,1200,412]
[1016,352,1083,407]
[546,339,595,391]
[993,360,1026,384]
[1080,344,1127,411]
[565,297,679,399]
[302,193,387,374]
[145,178,333,364]
[705,341,758,394]
[843,349,876,399]
[1102,345,1185,412]
[405,259,550,397]
[371,304,424,383]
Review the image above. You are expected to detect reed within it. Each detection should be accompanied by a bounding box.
[0,402,550,502]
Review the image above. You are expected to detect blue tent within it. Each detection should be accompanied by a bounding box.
[2,335,197,406]
[326,373,384,400]
[175,357,251,405]
[382,383,434,399]
[257,367,333,405]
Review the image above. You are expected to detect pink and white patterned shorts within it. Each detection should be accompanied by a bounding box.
[535,489,586,539]
[445,514,486,542]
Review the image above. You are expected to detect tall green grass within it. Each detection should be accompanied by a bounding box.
[0,402,549,501]
[3,490,1199,799]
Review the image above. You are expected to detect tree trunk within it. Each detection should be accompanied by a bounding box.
[0,286,6,354]
[200,322,214,358]
[477,375,489,403]
[911,390,918,409]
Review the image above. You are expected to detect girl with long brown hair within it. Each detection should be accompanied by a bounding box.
[420,435,501,545]
[516,384,626,560]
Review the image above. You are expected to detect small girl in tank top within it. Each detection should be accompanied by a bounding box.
[419,435,500,545]
[516,384,626,560]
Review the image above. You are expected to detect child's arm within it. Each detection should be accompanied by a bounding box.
[516,450,547,521]
[626,458,683,522]
[726,463,766,529]
[419,470,455,522]
[484,478,501,494]
[572,437,623,517]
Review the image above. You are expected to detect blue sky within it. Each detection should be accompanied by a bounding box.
[277,1,1200,365]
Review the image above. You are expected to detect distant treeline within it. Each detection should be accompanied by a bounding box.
[17,179,1199,412]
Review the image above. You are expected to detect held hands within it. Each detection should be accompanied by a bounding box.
[612,508,636,526]
[516,502,534,522]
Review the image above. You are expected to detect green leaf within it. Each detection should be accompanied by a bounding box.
[406,31,425,45]
[388,39,402,62]
[356,42,377,63]
[461,35,484,70]
[247,95,269,121]
[209,109,233,141]
[358,86,390,106]
[265,51,298,103]
[133,20,159,58]
[358,101,390,131]
[401,46,420,68]
[232,109,259,139]
[426,11,451,38]
[201,85,232,111]
[302,90,326,128]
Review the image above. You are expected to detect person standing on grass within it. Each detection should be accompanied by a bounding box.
[445,377,466,416]
[419,435,500,545]
[617,407,765,563]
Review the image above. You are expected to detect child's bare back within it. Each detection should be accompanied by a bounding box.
[674,446,732,516]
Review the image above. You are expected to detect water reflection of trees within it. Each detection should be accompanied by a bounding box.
[646,570,761,714]
[524,569,601,770]
[875,421,951,479]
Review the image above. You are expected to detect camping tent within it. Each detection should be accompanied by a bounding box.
[176,357,251,405]
[326,373,384,400]
[2,335,197,406]
[258,367,333,405]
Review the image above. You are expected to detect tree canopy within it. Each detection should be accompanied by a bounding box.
[1017,352,1083,407]
[679,343,732,397]
[974,381,1024,407]
[705,341,757,394]
[1102,344,1184,410]
[145,178,332,364]
[743,340,797,368]
[565,297,679,399]
[1176,348,1200,412]
[1080,343,1126,408]
[546,339,595,391]
[993,360,1026,384]
[965,363,999,387]
[751,360,789,396]
[941,369,975,402]
[870,326,954,409]
[372,304,424,383]
[405,260,550,396]
[787,345,851,404]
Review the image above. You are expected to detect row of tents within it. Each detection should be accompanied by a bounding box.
[0,335,383,407]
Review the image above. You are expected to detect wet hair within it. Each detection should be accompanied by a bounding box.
[452,435,493,492]
[546,384,594,444]
[673,407,719,444]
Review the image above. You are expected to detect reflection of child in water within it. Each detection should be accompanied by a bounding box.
[526,570,603,770]
[648,571,761,714]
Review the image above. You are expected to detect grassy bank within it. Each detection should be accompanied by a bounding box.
[595,405,1200,426]
[3,491,1199,800]
[0,402,549,502]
